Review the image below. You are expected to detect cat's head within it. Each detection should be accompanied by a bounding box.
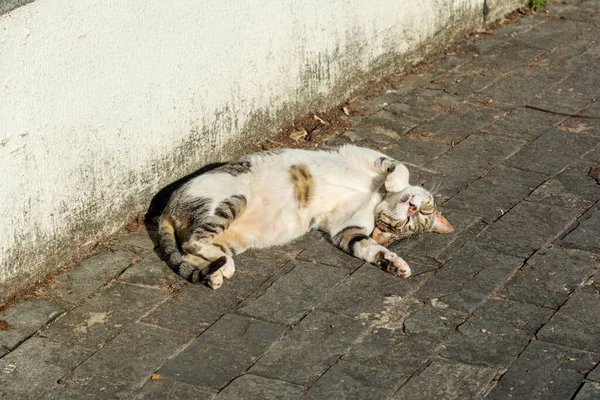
[373,185,454,245]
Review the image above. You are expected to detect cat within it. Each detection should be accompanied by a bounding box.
[157,145,454,289]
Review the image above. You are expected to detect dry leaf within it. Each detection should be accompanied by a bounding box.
[342,106,350,116]
[0,320,12,330]
[313,114,328,125]
[235,296,245,301]
[151,374,162,380]
[289,129,308,142]
[420,131,434,137]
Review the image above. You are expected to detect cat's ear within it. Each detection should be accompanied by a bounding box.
[431,212,454,234]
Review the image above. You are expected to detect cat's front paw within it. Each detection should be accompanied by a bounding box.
[379,252,411,278]
[384,164,409,193]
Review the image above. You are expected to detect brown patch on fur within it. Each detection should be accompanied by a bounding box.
[213,230,248,256]
[290,164,314,209]
[182,254,208,267]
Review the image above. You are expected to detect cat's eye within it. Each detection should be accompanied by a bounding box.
[420,209,434,215]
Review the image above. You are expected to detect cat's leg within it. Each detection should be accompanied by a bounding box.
[373,156,410,193]
[331,225,411,277]
[182,195,248,288]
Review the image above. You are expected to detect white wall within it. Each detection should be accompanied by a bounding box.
[0,0,521,298]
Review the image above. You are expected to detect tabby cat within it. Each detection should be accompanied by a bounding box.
[158,145,454,289]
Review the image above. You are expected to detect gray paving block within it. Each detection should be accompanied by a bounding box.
[305,360,403,400]
[36,249,139,304]
[506,128,599,176]
[486,341,598,400]
[439,299,552,368]
[128,378,217,400]
[474,201,579,258]
[217,374,304,400]
[562,208,600,253]
[316,263,421,320]
[343,327,442,378]
[57,323,192,399]
[575,382,600,400]
[417,245,522,313]
[514,18,592,50]
[500,247,598,309]
[383,101,442,121]
[443,164,547,223]
[159,313,286,389]
[236,260,348,325]
[559,117,600,138]
[402,306,466,336]
[250,310,367,386]
[41,282,168,350]
[381,137,449,167]
[588,363,600,382]
[118,228,157,251]
[424,134,526,196]
[362,109,422,136]
[537,286,600,353]
[481,106,567,141]
[392,359,496,400]
[402,88,461,109]
[296,236,364,271]
[468,39,546,76]
[141,285,240,335]
[0,337,92,399]
[527,159,600,211]
[118,252,186,288]
[0,299,68,350]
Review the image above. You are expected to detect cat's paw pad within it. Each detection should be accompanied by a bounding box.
[206,270,224,289]
[220,256,236,279]
[383,253,411,278]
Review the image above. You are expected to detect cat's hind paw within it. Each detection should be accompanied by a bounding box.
[221,256,236,279]
[379,252,411,278]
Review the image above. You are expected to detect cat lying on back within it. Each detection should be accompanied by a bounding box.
[158,145,454,289]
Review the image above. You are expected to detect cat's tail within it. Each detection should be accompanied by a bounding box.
[158,214,224,283]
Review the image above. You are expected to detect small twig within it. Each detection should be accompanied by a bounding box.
[524,104,600,119]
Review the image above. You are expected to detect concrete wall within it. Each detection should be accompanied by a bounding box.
[0,0,522,300]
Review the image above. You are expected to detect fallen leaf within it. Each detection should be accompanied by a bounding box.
[313,114,329,125]
[420,131,434,137]
[289,129,308,142]
[151,374,161,380]
[342,106,350,116]
[235,296,245,301]
[0,320,12,330]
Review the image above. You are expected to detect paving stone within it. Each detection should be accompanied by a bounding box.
[55,323,192,399]
[380,137,449,167]
[392,359,496,400]
[305,360,402,400]
[575,382,600,400]
[402,306,466,336]
[141,285,240,335]
[474,201,580,258]
[216,374,304,400]
[402,87,462,109]
[296,236,364,271]
[118,252,186,288]
[562,208,600,253]
[423,134,526,196]
[343,327,442,379]
[36,249,139,304]
[0,337,92,399]
[537,286,600,353]
[555,64,600,101]
[383,101,442,121]
[363,110,422,136]
[118,228,157,251]
[249,310,366,386]
[559,116,600,138]
[485,341,599,400]
[415,244,522,308]
[316,262,421,320]
[527,41,595,73]
[468,39,547,76]
[500,247,598,309]
[443,164,547,223]
[527,91,592,116]
[514,18,592,51]
[159,313,286,389]
[481,106,567,141]
[0,347,7,358]
[588,363,600,382]
[129,378,217,400]
[478,68,567,106]
[41,282,168,350]
[236,260,348,325]
[391,208,487,266]
[527,159,600,211]
[0,299,69,350]
[426,69,492,97]
[439,299,552,368]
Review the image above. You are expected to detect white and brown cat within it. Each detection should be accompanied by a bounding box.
[158,145,454,289]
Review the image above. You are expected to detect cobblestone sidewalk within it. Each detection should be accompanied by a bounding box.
[2,1,600,399]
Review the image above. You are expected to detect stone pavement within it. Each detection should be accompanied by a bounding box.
[2,1,600,399]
